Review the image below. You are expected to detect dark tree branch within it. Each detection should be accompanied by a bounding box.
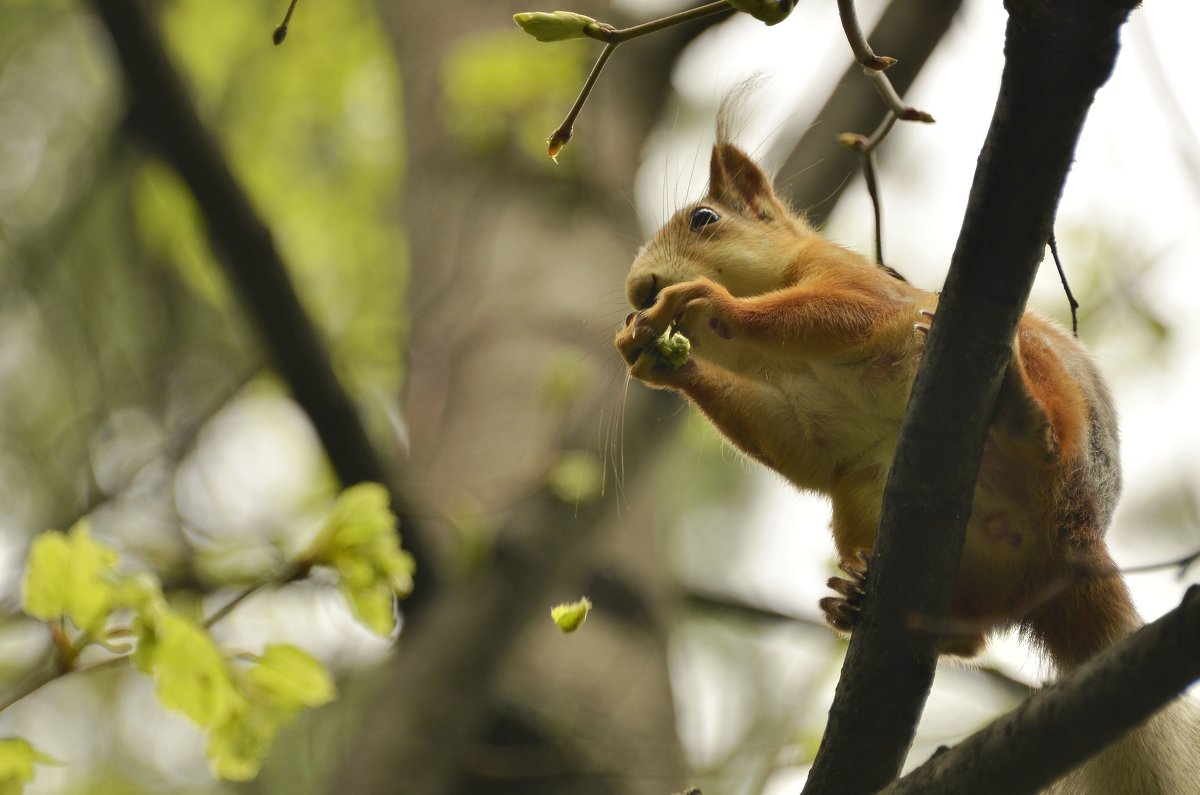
[802,0,1140,792]
[86,0,437,609]
[882,586,1200,795]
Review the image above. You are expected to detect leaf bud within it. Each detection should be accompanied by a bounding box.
[513,11,598,42]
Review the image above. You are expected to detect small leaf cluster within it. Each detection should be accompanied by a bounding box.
[0,738,57,795]
[300,482,414,636]
[7,482,413,789]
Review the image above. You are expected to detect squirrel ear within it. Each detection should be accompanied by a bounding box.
[709,143,779,221]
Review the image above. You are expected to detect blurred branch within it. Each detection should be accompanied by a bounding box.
[802,0,1140,792]
[329,389,682,794]
[86,0,437,610]
[881,586,1200,795]
[685,586,1034,700]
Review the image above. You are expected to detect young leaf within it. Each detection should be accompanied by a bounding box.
[20,521,121,636]
[0,738,56,794]
[144,613,245,729]
[247,645,335,711]
[206,706,282,783]
[304,483,415,636]
[550,597,592,633]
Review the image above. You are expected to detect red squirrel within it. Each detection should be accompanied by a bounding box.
[615,134,1199,793]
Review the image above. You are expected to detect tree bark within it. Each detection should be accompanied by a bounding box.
[803,0,1141,792]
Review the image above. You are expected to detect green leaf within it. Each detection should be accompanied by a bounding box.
[206,707,282,783]
[512,11,597,42]
[319,482,397,555]
[145,613,245,729]
[20,521,121,635]
[305,483,415,636]
[0,738,56,795]
[550,597,591,633]
[247,645,335,711]
[340,580,397,637]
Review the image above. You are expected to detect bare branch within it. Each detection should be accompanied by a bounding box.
[1047,232,1080,336]
[881,586,1200,795]
[836,0,934,121]
[86,0,438,610]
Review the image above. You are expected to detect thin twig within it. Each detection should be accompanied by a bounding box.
[583,1,730,44]
[201,563,308,628]
[840,113,897,266]
[1047,232,1079,336]
[546,1,733,159]
[835,0,896,70]
[836,0,934,123]
[273,0,300,45]
[908,545,1200,641]
[548,42,617,160]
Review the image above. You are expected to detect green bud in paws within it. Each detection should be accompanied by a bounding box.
[656,329,691,369]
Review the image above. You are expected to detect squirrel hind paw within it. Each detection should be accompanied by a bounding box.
[819,550,871,634]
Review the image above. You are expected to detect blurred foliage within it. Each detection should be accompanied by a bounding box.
[442,29,586,165]
[0,0,408,790]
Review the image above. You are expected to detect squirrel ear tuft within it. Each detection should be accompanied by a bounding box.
[709,143,779,221]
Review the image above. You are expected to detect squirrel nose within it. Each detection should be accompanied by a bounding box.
[626,273,660,309]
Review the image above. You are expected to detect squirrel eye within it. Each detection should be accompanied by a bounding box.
[689,206,720,231]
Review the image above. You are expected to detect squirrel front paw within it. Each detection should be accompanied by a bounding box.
[818,549,870,635]
[615,312,694,386]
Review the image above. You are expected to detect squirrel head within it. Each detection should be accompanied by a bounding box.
[625,142,816,310]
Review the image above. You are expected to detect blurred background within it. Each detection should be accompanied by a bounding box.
[1,0,1198,793]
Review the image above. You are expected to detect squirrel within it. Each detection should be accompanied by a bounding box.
[615,133,1200,793]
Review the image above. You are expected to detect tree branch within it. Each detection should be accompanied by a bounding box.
[802,0,1140,792]
[881,586,1200,794]
[86,0,437,609]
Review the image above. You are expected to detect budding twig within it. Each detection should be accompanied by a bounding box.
[839,112,898,266]
[273,0,300,46]
[582,1,731,44]
[1047,232,1080,336]
[836,0,934,122]
[522,2,733,160]
[548,42,617,162]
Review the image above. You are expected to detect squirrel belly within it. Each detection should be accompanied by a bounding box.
[616,138,1198,792]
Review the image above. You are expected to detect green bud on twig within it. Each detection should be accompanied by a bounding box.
[514,11,598,42]
[837,132,869,151]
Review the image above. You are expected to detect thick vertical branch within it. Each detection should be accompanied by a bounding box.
[802,1,1139,792]
[86,0,437,606]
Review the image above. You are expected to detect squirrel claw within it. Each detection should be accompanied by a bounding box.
[913,308,935,336]
[820,549,871,635]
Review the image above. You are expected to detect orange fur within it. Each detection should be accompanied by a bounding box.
[616,140,1198,791]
